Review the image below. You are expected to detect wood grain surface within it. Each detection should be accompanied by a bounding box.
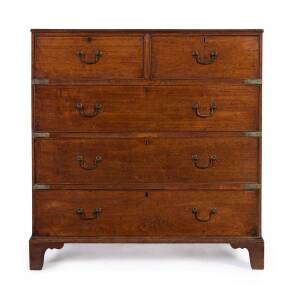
[33,84,259,132]
[34,190,259,237]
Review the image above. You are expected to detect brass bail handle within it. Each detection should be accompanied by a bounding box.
[192,102,217,118]
[192,50,218,65]
[76,155,102,170]
[192,208,217,222]
[75,102,102,117]
[76,208,102,220]
[77,49,103,64]
[192,154,217,169]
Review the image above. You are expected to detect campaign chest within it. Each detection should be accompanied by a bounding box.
[30,29,264,270]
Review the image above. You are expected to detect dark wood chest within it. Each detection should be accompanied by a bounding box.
[30,29,264,270]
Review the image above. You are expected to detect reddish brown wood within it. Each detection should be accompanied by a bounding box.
[34,137,258,185]
[151,35,260,79]
[143,33,151,79]
[231,238,264,269]
[34,35,144,80]
[34,190,258,237]
[30,29,263,270]
[30,235,262,243]
[29,235,263,269]
[29,238,64,270]
[31,29,263,34]
[33,84,259,132]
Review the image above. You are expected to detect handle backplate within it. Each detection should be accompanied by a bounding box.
[192,50,218,65]
[192,154,217,169]
[77,155,102,170]
[76,208,102,220]
[77,50,103,64]
[192,102,217,118]
[75,102,102,117]
[192,207,216,222]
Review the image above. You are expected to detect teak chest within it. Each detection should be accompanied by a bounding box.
[30,29,264,270]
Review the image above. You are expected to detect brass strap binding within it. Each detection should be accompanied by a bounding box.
[242,183,261,190]
[33,184,50,190]
[244,132,262,137]
[32,132,50,138]
[244,78,262,85]
[32,78,49,85]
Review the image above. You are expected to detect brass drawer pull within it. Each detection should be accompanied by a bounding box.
[192,154,217,169]
[192,208,216,222]
[77,50,103,64]
[75,102,102,117]
[77,155,102,170]
[192,50,218,65]
[192,102,217,118]
[76,208,102,220]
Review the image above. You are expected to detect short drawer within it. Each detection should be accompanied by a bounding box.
[34,190,259,237]
[33,35,144,80]
[33,84,259,132]
[34,137,258,185]
[151,35,260,79]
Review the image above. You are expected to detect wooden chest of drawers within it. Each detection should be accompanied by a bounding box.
[29,29,264,270]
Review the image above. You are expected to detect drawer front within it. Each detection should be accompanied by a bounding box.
[151,36,260,79]
[34,137,258,185]
[34,84,259,132]
[34,190,259,237]
[34,36,144,80]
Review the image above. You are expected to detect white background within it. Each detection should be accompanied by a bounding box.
[0,0,290,299]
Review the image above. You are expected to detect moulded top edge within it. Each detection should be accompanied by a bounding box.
[31,29,264,34]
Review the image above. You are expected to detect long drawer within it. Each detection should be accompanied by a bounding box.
[34,137,258,185]
[33,35,144,80]
[34,190,259,237]
[151,35,260,79]
[33,84,259,132]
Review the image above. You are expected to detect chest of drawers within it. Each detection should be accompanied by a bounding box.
[29,29,264,270]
